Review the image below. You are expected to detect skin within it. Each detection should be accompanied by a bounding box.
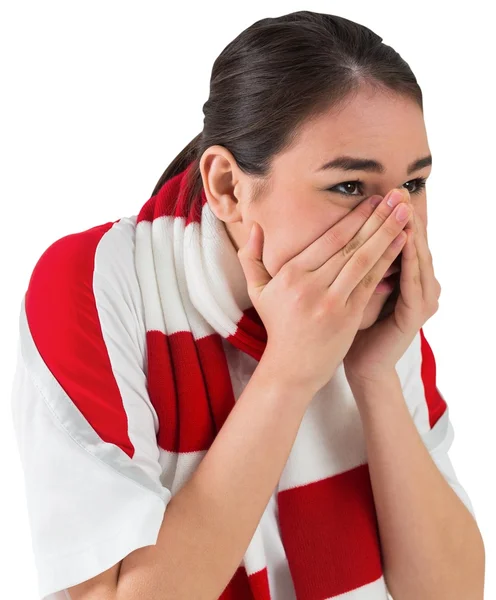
[199,84,431,330]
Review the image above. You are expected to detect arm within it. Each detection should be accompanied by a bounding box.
[15,229,312,600]
[116,359,310,600]
[349,372,485,600]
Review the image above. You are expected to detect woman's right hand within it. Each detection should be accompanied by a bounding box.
[237,188,412,395]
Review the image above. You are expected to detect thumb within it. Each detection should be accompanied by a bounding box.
[237,221,272,301]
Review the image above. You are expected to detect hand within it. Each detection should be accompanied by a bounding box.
[237,189,412,396]
[343,188,442,388]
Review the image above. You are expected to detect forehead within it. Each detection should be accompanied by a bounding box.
[286,88,429,171]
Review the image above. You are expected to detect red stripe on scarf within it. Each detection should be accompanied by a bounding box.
[278,463,382,598]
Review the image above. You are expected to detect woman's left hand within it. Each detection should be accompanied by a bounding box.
[343,192,442,387]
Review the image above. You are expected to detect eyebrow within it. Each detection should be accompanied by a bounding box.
[316,154,432,176]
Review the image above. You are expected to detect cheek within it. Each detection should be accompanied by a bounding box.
[251,197,342,276]
[262,232,300,278]
[262,219,338,278]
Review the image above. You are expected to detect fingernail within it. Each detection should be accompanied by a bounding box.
[387,189,405,208]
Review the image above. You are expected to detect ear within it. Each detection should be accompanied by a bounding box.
[199,146,246,224]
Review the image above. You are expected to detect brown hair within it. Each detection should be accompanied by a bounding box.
[150,10,422,211]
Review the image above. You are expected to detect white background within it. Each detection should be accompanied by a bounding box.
[2,1,494,597]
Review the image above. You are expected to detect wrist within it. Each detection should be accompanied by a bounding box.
[347,371,401,408]
[256,353,318,405]
[346,369,399,390]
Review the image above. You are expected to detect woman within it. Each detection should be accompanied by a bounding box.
[11,10,484,600]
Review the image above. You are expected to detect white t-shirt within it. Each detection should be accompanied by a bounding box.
[10,214,476,600]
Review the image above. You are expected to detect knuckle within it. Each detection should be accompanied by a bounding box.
[323,227,345,251]
[340,234,362,259]
[373,208,388,224]
[291,287,307,307]
[324,289,345,313]
[361,269,377,289]
[384,220,402,238]
[312,302,329,322]
[356,202,373,221]
[354,250,371,272]
[280,272,311,304]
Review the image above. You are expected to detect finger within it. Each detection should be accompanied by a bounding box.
[398,226,422,309]
[409,206,436,301]
[237,222,272,300]
[345,229,408,309]
[289,192,388,272]
[346,188,410,254]
[321,197,411,294]
[396,198,422,305]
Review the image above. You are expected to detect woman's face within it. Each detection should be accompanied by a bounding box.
[201,86,431,330]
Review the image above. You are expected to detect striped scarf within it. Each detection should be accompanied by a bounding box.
[134,161,386,599]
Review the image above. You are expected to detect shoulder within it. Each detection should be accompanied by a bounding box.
[24,214,146,363]
[19,215,149,458]
[26,214,141,308]
[11,218,171,599]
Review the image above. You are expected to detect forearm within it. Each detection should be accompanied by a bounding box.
[349,373,485,600]
[117,358,312,600]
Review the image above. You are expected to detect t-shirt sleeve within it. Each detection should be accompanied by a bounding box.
[10,227,171,600]
[399,328,476,520]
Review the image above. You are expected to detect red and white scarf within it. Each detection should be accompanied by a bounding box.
[134,161,388,599]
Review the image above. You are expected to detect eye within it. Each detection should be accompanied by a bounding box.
[403,177,427,195]
[328,177,428,197]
